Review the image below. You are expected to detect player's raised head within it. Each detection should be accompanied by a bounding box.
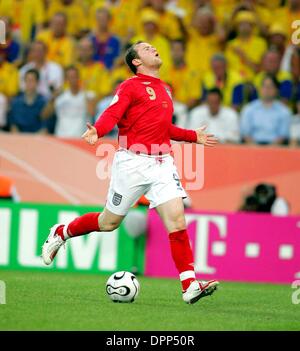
[125,42,162,74]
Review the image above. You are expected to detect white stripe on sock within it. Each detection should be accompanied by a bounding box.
[63,224,70,240]
[179,270,196,281]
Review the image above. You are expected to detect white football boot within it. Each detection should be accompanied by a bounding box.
[41,224,65,265]
[183,279,219,304]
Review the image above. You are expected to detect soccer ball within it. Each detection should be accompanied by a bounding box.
[106,271,140,303]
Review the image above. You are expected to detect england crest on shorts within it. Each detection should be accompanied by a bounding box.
[112,192,122,206]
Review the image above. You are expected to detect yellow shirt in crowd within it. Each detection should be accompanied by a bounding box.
[275,6,300,37]
[211,0,238,24]
[260,0,282,10]
[178,0,237,26]
[253,4,272,28]
[202,69,244,107]
[135,7,183,40]
[161,65,202,105]
[88,0,142,38]
[0,61,18,97]
[109,64,132,87]
[254,70,292,90]
[186,28,221,76]
[0,0,45,42]
[46,0,88,36]
[76,62,112,99]
[225,36,267,80]
[37,30,75,67]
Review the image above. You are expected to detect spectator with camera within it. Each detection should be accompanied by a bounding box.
[240,183,290,216]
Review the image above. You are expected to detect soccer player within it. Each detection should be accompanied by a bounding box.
[42,42,219,304]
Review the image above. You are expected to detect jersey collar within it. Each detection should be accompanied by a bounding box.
[136,73,161,83]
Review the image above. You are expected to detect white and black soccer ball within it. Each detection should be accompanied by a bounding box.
[106,271,140,303]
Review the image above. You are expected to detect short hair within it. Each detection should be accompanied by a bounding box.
[125,42,142,74]
[52,12,68,23]
[65,65,79,75]
[96,7,112,20]
[211,53,227,64]
[31,40,47,52]
[171,39,186,50]
[195,7,214,19]
[207,87,223,100]
[261,74,280,90]
[25,68,40,81]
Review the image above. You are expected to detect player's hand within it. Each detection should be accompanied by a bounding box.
[195,125,218,147]
[81,123,99,145]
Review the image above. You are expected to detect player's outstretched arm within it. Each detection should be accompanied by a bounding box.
[81,123,99,145]
[169,124,218,146]
[195,125,219,147]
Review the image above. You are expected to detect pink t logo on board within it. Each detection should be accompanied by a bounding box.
[145,209,300,284]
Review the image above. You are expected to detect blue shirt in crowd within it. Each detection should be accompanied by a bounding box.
[3,39,20,63]
[231,80,294,107]
[240,100,291,144]
[9,93,47,132]
[90,34,121,70]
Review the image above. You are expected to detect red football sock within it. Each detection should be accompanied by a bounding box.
[169,229,196,291]
[55,212,101,240]
[55,225,65,240]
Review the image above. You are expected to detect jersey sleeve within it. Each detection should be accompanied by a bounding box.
[94,80,133,138]
[169,124,197,143]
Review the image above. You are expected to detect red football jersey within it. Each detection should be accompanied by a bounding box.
[94,73,197,154]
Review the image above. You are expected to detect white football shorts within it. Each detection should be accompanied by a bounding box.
[106,148,187,216]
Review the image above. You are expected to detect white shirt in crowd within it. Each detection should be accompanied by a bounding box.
[54,90,94,138]
[188,105,240,143]
[291,114,300,143]
[19,61,63,98]
[173,101,189,128]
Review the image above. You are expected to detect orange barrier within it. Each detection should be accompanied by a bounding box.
[1,133,299,214]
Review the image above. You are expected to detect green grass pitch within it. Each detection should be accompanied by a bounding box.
[0,270,299,331]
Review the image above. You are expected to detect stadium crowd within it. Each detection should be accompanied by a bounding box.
[1,0,300,146]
